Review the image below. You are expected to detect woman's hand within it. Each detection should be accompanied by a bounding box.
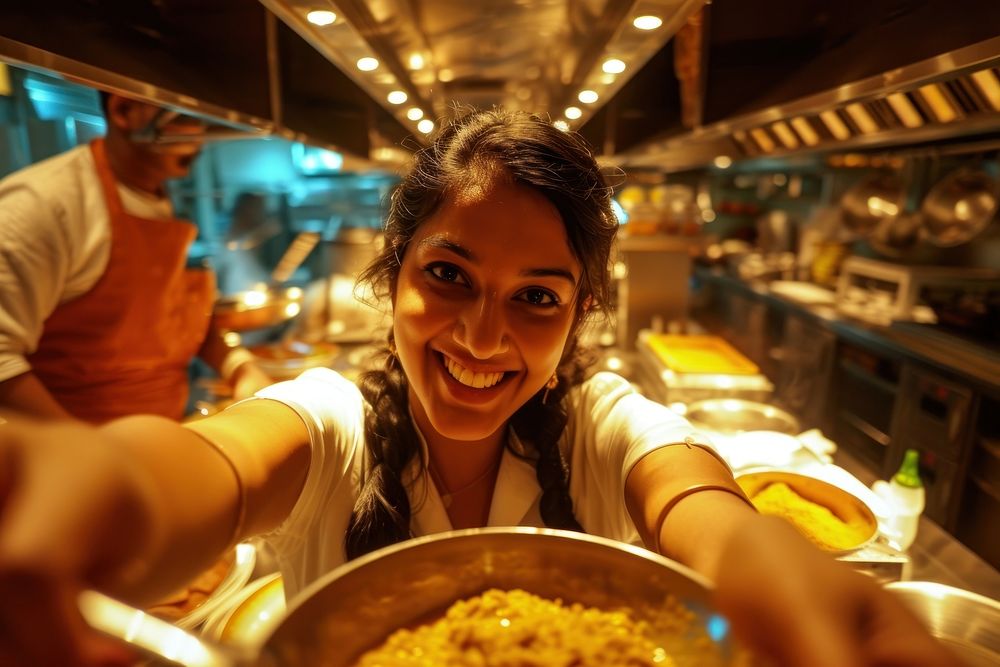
[713,515,962,667]
[0,419,146,666]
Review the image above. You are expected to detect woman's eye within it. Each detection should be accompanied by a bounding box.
[517,288,559,307]
[426,263,468,285]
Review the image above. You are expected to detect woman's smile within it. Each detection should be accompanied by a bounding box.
[433,350,518,405]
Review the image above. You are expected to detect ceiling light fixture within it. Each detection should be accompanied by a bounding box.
[565,106,582,120]
[971,70,1000,111]
[406,107,424,121]
[789,117,820,146]
[602,58,626,74]
[306,10,337,26]
[578,90,599,104]
[713,156,733,169]
[845,103,878,134]
[886,93,923,128]
[919,84,957,122]
[387,90,408,105]
[771,121,800,149]
[356,57,379,71]
[553,120,570,132]
[417,119,435,134]
[408,53,425,70]
[819,110,851,140]
[632,15,663,30]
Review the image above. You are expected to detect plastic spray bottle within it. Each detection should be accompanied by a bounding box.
[874,449,925,551]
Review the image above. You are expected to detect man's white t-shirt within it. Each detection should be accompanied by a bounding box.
[254,369,715,600]
[0,144,174,382]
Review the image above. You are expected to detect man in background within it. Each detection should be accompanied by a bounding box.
[0,91,271,423]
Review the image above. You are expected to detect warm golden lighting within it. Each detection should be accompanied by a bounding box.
[387,90,408,105]
[602,58,626,74]
[713,155,733,169]
[845,103,879,134]
[971,70,1000,111]
[771,121,800,149]
[820,110,851,140]
[408,53,425,70]
[406,107,424,121]
[633,15,663,30]
[919,84,957,122]
[790,117,820,146]
[578,90,599,104]
[886,93,923,128]
[750,128,776,152]
[417,119,435,134]
[356,57,379,72]
[565,106,582,120]
[306,10,336,26]
[553,120,570,132]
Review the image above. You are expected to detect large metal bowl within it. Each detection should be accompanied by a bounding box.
[213,286,304,332]
[260,528,750,666]
[886,581,1000,667]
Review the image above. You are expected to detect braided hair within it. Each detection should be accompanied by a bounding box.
[345,109,618,559]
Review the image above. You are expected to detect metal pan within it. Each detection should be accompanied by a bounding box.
[81,528,752,667]
[921,166,999,247]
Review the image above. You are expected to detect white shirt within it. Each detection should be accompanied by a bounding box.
[0,144,174,382]
[254,369,714,600]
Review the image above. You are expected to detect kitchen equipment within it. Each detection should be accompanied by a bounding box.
[270,232,320,283]
[839,172,905,236]
[644,334,759,375]
[869,211,926,257]
[213,285,305,332]
[886,581,1000,667]
[686,398,800,435]
[736,469,879,554]
[836,255,1000,326]
[247,340,339,380]
[921,166,999,247]
[80,528,752,667]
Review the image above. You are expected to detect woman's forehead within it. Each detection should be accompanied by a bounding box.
[412,182,579,270]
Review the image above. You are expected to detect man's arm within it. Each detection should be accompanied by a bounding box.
[0,372,73,421]
[196,320,274,400]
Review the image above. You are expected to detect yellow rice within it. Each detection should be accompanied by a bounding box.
[354,588,677,666]
[749,482,871,551]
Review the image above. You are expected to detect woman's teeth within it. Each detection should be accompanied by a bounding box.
[444,357,504,389]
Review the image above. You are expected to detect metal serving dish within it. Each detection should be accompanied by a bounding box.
[213,286,305,332]
[886,581,1000,667]
[736,469,879,555]
[686,398,801,435]
[82,528,753,666]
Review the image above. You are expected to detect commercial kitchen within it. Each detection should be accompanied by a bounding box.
[0,1,999,665]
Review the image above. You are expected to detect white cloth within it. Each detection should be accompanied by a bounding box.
[253,369,712,600]
[0,144,174,382]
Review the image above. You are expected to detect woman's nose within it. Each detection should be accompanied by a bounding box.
[454,293,510,359]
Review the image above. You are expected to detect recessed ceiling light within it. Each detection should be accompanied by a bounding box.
[713,156,733,169]
[602,58,626,74]
[553,120,570,132]
[406,107,424,121]
[578,90,599,104]
[565,106,582,120]
[633,15,663,30]
[438,68,455,83]
[408,53,425,70]
[306,10,337,26]
[417,119,435,134]
[387,90,408,105]
[356,57,379,72]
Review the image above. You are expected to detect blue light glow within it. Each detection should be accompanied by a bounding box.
[707,614,729,642]
[611,198,629,224]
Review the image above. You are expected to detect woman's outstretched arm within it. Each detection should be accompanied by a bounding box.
[0,399,309,666]
[625,444,961,667]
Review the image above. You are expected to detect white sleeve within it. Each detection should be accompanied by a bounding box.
[0,184,74,381]
[565,372,720,541]
[0,152,111,383]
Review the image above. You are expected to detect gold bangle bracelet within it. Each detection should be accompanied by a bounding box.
[187,429,247,550]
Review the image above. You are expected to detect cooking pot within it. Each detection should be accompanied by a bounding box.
[80,528,751,666]
[213,286,305,332]
[920,166,999,247]
[839,172,905,236]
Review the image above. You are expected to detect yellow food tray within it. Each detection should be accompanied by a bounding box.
[644,334,760,375]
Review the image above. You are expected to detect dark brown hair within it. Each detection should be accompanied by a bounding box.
[345,108,618,559]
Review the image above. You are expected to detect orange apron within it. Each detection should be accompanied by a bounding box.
[27,139,215,423]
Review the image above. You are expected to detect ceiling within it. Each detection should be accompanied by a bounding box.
[261,0,705,138]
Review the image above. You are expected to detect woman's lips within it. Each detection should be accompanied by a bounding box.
[435,352,515,404]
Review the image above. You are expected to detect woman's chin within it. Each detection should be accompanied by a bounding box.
[427,410,508,443]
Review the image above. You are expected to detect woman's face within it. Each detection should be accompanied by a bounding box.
[392,180,582,442]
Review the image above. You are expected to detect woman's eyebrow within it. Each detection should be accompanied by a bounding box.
[418,234,578,286]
